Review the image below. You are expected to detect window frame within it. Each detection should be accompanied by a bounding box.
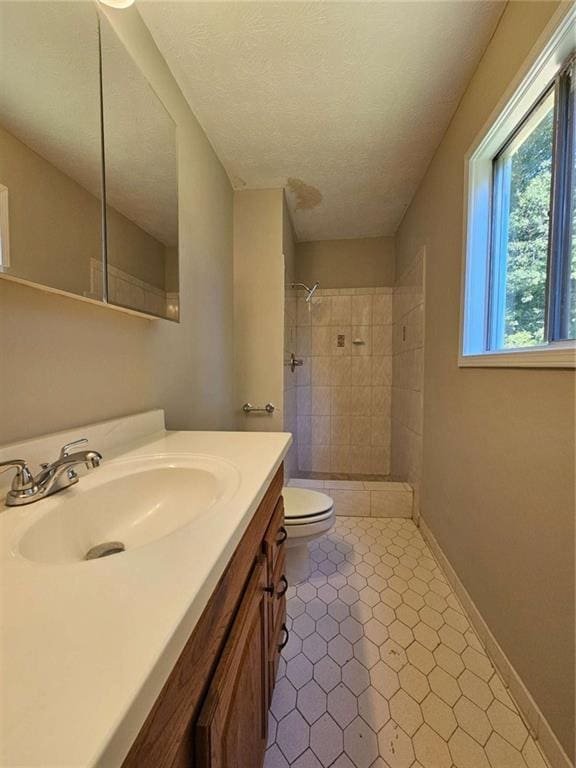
[0,184,9,270]
[460,3,576,368]
[547,59,575,342]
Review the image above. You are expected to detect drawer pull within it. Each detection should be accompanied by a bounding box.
[276,575,288,599]
[276,526,288,545]
[278,623,289,651]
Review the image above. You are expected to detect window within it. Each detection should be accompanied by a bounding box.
[461,5,575,367]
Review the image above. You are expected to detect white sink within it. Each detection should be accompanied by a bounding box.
[16,454,240,565]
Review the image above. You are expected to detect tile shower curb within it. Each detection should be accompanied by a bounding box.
[419,517,573,768]
[287,478,413,518]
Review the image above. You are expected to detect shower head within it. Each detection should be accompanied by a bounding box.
[290,281,320,302]
[306,282,320,302]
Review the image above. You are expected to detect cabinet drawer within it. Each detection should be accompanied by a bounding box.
[263,497,286,580]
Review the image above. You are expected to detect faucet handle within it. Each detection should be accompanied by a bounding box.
[59,438,88,459]
[0,460,36,491]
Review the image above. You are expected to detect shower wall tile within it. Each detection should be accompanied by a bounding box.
[350,386,371,416]
[298,442,311,470]
[311,386,331,415]
[331,356,352,385]
[351,294,372,325]
[297,386,312,416]
[297,298,312,326]
[332,386,352,416]
[372,356,392,386]
[351,357,371,384]
[350,416,371,445]
[373,293,393,325]
[373,386,391,416]
[330,445,351,474]
[331,416,351,446]
[311,415,331,445]
[297,326,311,356]
[372,324,393,355]
[311,326,332,355]
[370,447,391,477]
[295,287,393,476]
[311,296,331,326]
[349,447,372,474]
[310,445,331,472]
[371,416,390,447]
[331,295,352,325]
[297,414,312,445]
[312,356,332,386]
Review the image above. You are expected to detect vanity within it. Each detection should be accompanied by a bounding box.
[0,411,292,768]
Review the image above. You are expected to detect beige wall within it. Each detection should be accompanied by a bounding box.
[392,249,424,518]
[395,2,574,758]
[283,197,298,479]
[233,188,285,431]
[283,195,296,286]
[0,280,158,443]
[296,236,395,289]
[0,4,234,444]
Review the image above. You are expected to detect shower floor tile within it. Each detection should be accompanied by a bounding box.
[264,516,550,768]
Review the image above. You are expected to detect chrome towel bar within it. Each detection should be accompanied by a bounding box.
[242,402,275,414]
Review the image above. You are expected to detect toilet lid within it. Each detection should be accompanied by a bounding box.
[283,487,334,521]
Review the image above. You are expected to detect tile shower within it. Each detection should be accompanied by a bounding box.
[294,287,394,477]
[287,262,424,499]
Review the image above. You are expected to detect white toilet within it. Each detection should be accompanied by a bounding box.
[282,486,335,584]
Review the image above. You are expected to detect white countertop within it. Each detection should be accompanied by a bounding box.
[0,414,291,768]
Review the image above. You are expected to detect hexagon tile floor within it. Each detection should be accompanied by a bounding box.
[264,516,550,768]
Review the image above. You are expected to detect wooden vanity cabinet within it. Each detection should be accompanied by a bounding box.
[195,557,269,767]
[121,465,287,768]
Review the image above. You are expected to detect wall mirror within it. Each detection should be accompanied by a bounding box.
[100,15,179,321]
[0,1,104,301]
[0,2,180,322]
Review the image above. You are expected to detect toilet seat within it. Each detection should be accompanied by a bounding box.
[283,487,334,525]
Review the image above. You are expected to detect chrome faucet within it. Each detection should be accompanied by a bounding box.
[0,438,102,507]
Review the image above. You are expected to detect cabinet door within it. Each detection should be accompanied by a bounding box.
[195,557,269,768]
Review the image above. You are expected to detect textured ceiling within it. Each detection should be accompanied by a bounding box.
[0,1,177,247]
[138,0,505,241]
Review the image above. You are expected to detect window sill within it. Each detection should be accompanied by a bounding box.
[459,344,576,368]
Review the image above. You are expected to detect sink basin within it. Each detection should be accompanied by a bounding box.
[16,454,240,564]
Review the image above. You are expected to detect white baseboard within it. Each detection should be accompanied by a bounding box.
[419,517,573,768]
